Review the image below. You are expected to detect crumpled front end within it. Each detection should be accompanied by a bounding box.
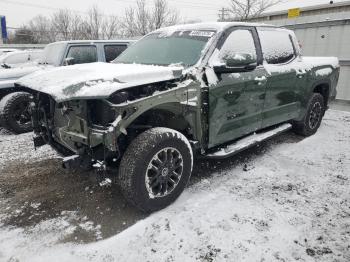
[29,75,198,170]
[30,92,125,169]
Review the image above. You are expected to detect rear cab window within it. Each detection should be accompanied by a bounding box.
[104,45,128,62]
[66,45,98,64]
[258,28,296,64]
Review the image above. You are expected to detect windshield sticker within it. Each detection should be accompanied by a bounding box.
[189,31,215,38]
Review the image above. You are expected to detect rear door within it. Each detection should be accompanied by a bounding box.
[257,28,300,128]
[103,44,128,62]
[207,27,268,148]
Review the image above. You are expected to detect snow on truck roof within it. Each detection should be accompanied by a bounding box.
[154,22,277,34]
[49,40,135,45]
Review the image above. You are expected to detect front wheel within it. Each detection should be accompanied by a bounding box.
[118,127,193,212]
[0,92,33,134]
[292,93,325,137]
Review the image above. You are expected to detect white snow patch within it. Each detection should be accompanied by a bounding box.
[315,68,334,77]
[17,62,184,102]
[99,178,112,187]
[0,131,58,169]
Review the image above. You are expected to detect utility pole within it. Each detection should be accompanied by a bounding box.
[218,7,230,22]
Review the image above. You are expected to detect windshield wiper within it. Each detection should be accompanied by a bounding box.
[1,63,11,69]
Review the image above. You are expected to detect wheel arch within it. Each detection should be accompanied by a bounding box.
[125,103,195,140]
[0,86,34,101]
[312,80,331,107]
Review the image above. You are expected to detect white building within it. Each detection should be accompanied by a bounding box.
[250,0,350,101]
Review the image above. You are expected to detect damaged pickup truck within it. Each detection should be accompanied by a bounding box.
[17,22,340,212]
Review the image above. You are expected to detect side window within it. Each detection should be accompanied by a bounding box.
[104,45,127,62]
[66,45,97,64]
[4,53,30,64]
[258,29,295,64]
[219,29,257,62]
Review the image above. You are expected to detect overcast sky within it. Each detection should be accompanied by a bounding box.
[0,0,227,28]
[0,0,319,28]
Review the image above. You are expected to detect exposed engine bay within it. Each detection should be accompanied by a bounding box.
[28,77,200,169]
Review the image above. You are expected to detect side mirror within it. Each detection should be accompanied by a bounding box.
[213,53,257,74]
[64,57,75,66]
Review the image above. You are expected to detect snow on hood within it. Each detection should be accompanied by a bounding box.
[17,62,184,102]
[0,64,50,81]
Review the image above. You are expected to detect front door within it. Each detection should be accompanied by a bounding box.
[207,28,268,148]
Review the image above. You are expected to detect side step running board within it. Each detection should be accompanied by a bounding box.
[204,123,292,159]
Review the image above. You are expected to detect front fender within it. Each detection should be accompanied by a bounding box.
[102,79,196,151]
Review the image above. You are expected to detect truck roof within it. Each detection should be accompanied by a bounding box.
[51,40,136,45]
[154,22,277,34]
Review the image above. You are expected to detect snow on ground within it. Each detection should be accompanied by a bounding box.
[0,129,58,164]
[0,109,349,262]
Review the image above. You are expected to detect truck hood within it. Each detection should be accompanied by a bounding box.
[0,64,50,81]
[17,62,184,102]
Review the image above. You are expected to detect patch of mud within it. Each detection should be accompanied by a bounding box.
[0,158,145,243]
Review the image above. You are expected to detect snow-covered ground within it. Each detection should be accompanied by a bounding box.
[0,110,349,262]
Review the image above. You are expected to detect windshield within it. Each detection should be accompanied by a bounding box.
[114,30,216,67]
[41,42,67,66]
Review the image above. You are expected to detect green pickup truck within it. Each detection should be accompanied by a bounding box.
[17,22,340,212]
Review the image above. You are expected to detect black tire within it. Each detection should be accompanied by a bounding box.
[118,127,193,212]
[292,93,325,137]
[0,92,33,134]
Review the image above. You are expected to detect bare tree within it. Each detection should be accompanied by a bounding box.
[102,15,120,39]
[51,9,73,40]
[136,0,151,35]
[10,26,36,44]
[122,8,138,37]
[121,0,150,37]
[226,0,280,21]
[28,15,56,43]
[13,1,180,43]
[122,0,180,37]
[85,5,103,39]
[150,0,179,30]
[69,15,85,40]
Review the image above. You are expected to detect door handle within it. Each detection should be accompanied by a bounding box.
[254,76,267,85]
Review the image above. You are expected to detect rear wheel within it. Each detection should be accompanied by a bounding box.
[118,127,193,212]
[0,92,33,134]
[292,93,325,137]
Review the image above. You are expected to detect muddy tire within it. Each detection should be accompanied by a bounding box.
[292,93,325,137]
[118,127,193,212]
[0,92,33,134]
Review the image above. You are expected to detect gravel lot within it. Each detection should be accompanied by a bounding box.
[0,109,349,262]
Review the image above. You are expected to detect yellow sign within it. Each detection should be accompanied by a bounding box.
[288,8,300,18]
